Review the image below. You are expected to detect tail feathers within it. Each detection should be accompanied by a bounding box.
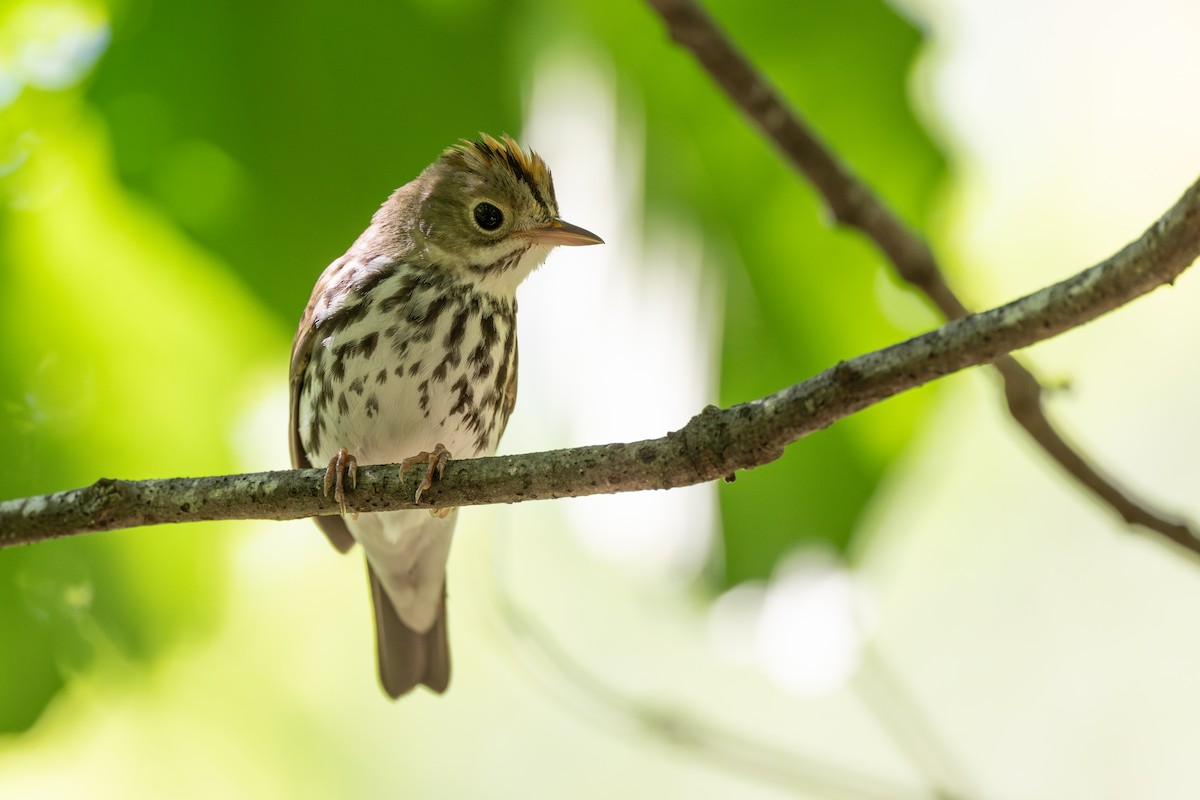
[368,564,450,698]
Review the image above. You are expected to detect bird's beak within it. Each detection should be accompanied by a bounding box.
[522,218,604,246]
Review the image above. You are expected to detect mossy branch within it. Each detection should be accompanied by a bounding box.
[4,173,1198,553]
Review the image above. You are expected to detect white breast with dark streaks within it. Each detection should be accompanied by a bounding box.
[297,259,517,470]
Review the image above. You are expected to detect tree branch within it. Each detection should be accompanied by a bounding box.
[644,0,1198,550]
[4,173,1199,552]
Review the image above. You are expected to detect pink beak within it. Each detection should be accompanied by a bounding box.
[522,218,604,246]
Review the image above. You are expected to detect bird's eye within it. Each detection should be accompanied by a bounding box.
[473,202,504,231]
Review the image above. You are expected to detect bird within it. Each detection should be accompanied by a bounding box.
[289,134,602,698]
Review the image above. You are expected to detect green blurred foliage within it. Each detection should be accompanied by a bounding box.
[0,0,280,731]
[88,0,529,322]
[0,0,943,730]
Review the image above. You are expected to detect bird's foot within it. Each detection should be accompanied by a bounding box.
[323,447,359,517]
[401,443,451,518]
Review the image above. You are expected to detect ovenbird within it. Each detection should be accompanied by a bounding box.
[289,135,602,698]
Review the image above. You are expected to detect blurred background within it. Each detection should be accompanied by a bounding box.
[2,0,1199,797]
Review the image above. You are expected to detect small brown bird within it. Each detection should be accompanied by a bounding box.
[289,135,602,698]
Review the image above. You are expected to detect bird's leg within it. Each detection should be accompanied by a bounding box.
[401,442,451,518]
[323,447,359,516]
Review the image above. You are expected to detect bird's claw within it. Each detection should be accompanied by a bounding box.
[323,447,358,516]
[401,443,451,518]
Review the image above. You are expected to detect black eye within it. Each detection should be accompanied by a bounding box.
[473,202,504,231]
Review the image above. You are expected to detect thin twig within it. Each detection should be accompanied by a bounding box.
[3,173,1199,550]
[644,0,1198,551]
[489,532,937,800]
[855,647,977,800]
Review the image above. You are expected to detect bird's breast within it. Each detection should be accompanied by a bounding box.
[297,262,517,466]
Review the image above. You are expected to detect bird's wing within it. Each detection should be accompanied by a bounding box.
[289,278,357,555]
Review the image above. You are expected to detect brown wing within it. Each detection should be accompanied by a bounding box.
[289,283,357,554]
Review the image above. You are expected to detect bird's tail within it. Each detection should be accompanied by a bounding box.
[368,563,450,698]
